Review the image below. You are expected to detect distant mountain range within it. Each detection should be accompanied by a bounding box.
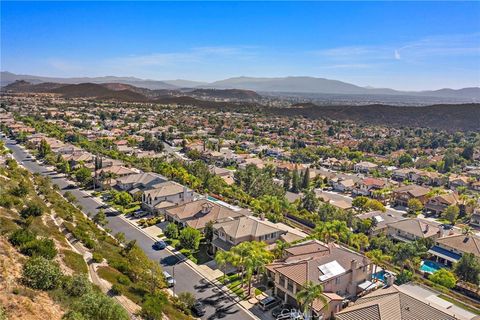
[1,71,479,100]
[204,76,480,100]
[1,80,261,102]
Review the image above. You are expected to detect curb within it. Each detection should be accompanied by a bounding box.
[115,214,258,319]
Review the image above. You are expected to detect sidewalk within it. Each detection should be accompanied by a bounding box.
[111,209,260,318]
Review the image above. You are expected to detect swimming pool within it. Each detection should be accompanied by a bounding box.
[420,260,443,274]
[372,270,386,282]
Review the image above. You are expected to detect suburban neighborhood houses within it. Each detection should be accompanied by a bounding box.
[1,93,480,320]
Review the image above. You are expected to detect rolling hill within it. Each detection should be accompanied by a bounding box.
[2,72,479,100]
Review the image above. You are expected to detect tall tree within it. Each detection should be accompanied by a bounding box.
[291,169,300,193]
[366,249,392,280]
[302,168,310,190]
[215,250,231,283]
[296,281,327,318]
[455,253,480,285]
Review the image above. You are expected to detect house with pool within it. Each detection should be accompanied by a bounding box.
[428,234,480,268]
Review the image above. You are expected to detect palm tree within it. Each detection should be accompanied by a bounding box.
[274,240,290,260]
[243,242,273,296]
[462,226,474,238]
[366,249,392,281]
[230,242,250,282]
[296,281,328,318]
[215,250,230,283]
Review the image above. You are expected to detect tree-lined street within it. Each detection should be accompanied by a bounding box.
[2,136,256,320]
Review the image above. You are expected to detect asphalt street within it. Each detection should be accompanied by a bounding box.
[2,136,256,320]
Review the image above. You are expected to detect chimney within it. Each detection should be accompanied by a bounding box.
[183,186,188,202]
[201,203,212,214]
[260,212,265,221]
[351,259,358,271]
[384,272,396,287]
[424,224,429,234]
[439,226,446,238]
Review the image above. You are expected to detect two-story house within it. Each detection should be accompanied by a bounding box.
[266,240,372,320]
[392,185,430,207]
[356,211,407,236]
[211,215,307,253]
[116,172,166,195]
[424,192,462,216]
[428,234,480,267]
[164,199,246,231]
[386,219,442,243]
[352,177,387,197]
[448,174,470,190]
[354,161,378,174]
[141,181,193,213]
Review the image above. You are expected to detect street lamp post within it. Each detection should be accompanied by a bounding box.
[172,264,176,295]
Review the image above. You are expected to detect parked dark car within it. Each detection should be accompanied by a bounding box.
[258,296,281,311]
[133,210,148,218]
[191,300,206,317]
[152,240,166,250]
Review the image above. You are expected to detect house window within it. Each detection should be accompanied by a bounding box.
[287,280,294,292]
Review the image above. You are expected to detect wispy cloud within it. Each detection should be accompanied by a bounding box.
[394,50,401,60]
[108,46,257,68]
[395,33,480,61]
[311,33,480,65]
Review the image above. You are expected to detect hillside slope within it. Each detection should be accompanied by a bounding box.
[274,103,480,131]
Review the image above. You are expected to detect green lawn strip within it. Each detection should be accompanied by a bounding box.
[216,273,246,298]
[438,294,480,315]
[61,249,88,274]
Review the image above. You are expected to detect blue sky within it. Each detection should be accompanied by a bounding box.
[1,1,480,90]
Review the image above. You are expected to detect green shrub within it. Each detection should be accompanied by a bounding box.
[20,238,57,259]
[22,256,62,290]
[62,311,86,320]
[110,283,122,296]
[0,305,6,320]
[9,228,36,247]
[429,269,457,289]
[117,274,131,285]
[141,293,168,320]
[395,270,413,285]
[20,203,44,219]
[0,194,14,208]
[179,227,201,251]
[64,274,92,297]
[164,223,179,239]
[91,252,103,263]
[73,291,129,320]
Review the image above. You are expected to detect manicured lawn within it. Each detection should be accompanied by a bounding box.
[62,249,88,274]
[217,273,246,299]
